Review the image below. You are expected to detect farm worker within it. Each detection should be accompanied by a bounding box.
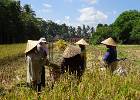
[101,37,118,72]
[61,45,83,79]
[37,37,48,88]
[75,38,89,76]
[25,40,42,92]
[25,38,48,92]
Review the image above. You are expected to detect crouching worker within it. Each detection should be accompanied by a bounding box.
[25,39,48,92]
[101,37,118,73]
[61,45,83,79]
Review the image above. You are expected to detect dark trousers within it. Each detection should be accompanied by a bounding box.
[37,83,41,92]
[27,82,41,92]
[41,66,45,87]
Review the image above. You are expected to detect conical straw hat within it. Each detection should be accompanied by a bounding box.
[75,38,89,45]
[101,37,117,46]
[25,40,39,53]
[63,45,81,58]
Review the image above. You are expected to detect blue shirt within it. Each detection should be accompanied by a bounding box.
[103,47,117,63]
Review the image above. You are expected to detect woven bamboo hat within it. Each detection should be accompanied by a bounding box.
[25,40,39,53]
[75,38,89,45]
[101,37,117,46]
[63,45,81,58]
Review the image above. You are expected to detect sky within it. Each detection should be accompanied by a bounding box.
[20,0,140,27]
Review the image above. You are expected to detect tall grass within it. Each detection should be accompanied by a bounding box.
[0,44,140,99]
[0,43,26,66]
[0,43,26,59]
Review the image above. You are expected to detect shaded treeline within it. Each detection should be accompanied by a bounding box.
[0,0,94,44]
[0,0,140,44]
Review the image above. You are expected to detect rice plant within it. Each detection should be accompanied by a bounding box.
[0,44,140,99]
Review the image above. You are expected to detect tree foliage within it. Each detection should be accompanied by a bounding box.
[1,1,139,44]
[91,10,140,44]
[0,0,94,44]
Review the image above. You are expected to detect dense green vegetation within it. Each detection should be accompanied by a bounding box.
[1,1,140,44]
[0,0,94,44]
[91,10,140,44]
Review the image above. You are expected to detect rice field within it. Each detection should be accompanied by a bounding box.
[0,43,26,59]
[0,43,140,100]
[0,43,26,66]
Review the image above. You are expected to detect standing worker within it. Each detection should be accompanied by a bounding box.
[25,40,42,92]
[25,38,48,92]
[37,37,48,88]
[75,38,89,76]
[101,37,118,73]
